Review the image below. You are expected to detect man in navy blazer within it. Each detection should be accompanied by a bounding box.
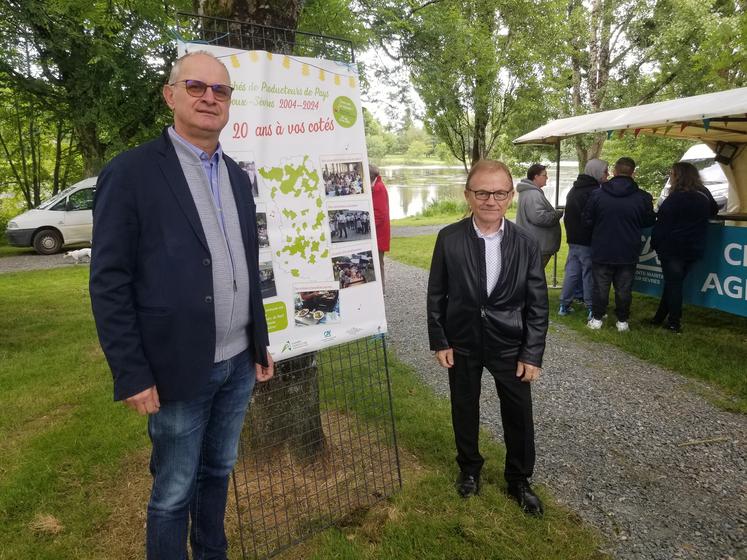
[90,51,274,560]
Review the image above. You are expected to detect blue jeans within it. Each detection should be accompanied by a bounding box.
[591,263,636,322]
[560,244,593,307]
[146,350,256,560]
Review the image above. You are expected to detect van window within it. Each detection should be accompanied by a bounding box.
[686,157,716,171]
[50,198,67,211]
[67,188,96,211]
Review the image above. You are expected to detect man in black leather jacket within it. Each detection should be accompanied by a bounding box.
[427,159,549,516]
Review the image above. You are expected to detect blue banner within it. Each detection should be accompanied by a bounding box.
[635,223,747,317]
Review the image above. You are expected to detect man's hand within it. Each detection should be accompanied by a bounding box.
[516,361,541,382]
[124,386,160,415]
[435,348,454,368]
[256,352,275,382]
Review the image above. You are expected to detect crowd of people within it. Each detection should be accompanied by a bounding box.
[329,210,371,239]
[323,166,364,196]
[336,263,371,288]
[515,157,717,333]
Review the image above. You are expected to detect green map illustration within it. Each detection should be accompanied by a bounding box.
[259,156,330,279]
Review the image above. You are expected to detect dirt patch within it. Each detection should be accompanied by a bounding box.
[28,513,64,535]
[232,408,401,558]
[94,448,150,559]
[95,409,422,559]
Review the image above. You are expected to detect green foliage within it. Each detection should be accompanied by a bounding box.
[298,0,370,51]
[601,135,694,195]
[404,139,429,162]
[0,90,82,208]
[0,1,186,175]
[0,193,27,235]
[434,142,457,164]
[363,107,397,162]
[419,198,468,218]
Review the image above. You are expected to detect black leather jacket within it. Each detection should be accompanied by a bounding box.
[427,217,549,367]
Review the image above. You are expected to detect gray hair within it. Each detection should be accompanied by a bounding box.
[368,164,380,180]
[168,50,228,84]
[584,158,609,182]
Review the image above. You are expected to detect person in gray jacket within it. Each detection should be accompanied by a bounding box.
[515,164,564,267]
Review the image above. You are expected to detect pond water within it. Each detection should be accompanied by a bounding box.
[381,162,582,219]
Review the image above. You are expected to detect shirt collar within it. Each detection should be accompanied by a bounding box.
[472,217,505,239]
[168,126,222,163]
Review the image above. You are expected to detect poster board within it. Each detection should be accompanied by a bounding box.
[635,223,747,317]
[178,41,387,359]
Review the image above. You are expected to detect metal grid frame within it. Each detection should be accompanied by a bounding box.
[233,336,401,559]
[175,12,355,63]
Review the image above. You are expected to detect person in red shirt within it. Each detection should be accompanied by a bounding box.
[370,164,391,291]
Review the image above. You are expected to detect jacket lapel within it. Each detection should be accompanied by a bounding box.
[156,130,209,252]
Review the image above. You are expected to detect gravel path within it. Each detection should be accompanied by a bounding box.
[0,253,81,274]
[384,257,746,560]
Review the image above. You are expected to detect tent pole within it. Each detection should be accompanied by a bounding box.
[552,140,561,288]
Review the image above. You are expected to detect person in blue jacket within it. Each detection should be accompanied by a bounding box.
[583,157,656,332]
[90,51,274,559]
[650,161,718,332]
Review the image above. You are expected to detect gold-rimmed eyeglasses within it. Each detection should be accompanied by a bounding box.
[466,188,513,201]
[169,79,234,101]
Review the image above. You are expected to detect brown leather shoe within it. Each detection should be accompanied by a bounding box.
[507,481,544,516]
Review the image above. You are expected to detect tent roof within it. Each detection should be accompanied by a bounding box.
[513,87,747,145]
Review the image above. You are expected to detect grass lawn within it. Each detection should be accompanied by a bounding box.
[390,234,747,414]
[392,206,518,229]
[0,243,36,258]
[0,267,608,559]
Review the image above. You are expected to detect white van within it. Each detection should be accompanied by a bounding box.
[5,177,97,254]
[657,144,729,211]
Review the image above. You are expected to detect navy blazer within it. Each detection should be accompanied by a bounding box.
[90,128,270,402]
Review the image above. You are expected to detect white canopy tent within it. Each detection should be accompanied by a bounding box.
[513,87,747,215]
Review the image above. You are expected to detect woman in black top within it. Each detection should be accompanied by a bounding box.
[651,162,719,332]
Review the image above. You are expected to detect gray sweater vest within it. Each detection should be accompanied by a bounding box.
[170,133,251,363]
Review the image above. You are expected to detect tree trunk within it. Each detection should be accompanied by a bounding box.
[246,353,325,461]
[76,123,107,177]
[570,0,612,170]
[199,0,326,461]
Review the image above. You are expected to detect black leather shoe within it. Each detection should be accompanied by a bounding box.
[455,472,480,498]
[507,481,544,516]
[666,323,682,334]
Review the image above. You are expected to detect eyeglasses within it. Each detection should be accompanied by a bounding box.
[169,79,234,101]
[467,188,513,201]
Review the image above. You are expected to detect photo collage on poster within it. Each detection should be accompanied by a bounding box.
[232,152,379,334]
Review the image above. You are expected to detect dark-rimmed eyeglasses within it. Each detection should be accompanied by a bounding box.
[169,80,234,101]
[467,188,513,201]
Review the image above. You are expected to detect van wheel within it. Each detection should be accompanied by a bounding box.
[33,229,63,255]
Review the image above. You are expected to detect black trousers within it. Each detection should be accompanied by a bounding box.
[591,263,636,321]
[654,257,694,328]
[448,352,535,484]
